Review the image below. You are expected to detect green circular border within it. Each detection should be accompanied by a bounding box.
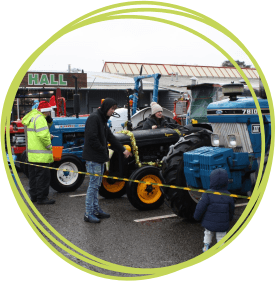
[2,1,274,279]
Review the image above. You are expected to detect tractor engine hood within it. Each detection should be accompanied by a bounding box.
[114,128,180,148]
[207,97,269,123]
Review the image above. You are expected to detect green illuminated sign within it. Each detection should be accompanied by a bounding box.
[28,74,67,86]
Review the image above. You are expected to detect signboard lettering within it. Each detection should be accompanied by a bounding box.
[20,72,87,88]
[28,74,67,86]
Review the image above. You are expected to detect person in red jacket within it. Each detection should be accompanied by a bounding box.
[82,98,132,223]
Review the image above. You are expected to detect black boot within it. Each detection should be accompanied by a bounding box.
[37,198,55,205]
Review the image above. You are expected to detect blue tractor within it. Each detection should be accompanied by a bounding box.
[19,115,89,192]
[161,82,270,219]
[48,116,88,192]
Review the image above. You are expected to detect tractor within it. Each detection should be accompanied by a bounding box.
[161,81,270,219]
[100,124,206,210]
[97,71,209,210]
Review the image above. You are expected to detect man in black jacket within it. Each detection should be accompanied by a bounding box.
[82,98,132,223]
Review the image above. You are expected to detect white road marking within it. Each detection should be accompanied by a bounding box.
[69,193,87,197]
[235,203,248,207]
[134,214,177,222]
[69,194,107,199]
[134,203,248,222]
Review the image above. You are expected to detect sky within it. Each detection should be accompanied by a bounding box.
[28,6,254,72]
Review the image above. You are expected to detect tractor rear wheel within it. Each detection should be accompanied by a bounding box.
[162,131,211,219]
[99,170,126,198]
[126,166,164,210]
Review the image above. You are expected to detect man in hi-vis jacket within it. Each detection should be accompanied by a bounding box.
[22,101,55,204]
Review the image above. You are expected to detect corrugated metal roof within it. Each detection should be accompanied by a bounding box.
[26,70,153,89]
[102,62,259,79]
[86,71,147,84]
[86,71,153,89]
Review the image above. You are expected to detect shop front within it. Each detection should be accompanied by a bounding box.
[13,71,87,120]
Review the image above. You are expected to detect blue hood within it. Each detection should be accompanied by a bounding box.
[209,168,229,191]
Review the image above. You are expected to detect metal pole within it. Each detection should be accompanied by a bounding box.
[152,73,161,102]
[72,76,80,118]
[126,89,132,131]
[86,91,89,114]
[132,79,140,115]
[17,98,20,120]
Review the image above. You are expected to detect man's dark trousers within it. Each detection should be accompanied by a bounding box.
[28,163,51,200]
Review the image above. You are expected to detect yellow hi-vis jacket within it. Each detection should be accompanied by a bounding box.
[22,109,54,163]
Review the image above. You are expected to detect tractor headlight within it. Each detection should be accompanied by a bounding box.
[123,145,132,152]
[211,134,220,147]
[227,134,241,148]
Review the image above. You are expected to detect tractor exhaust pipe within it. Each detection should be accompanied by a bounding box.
[72,75,80,118]
[126,89,133,131]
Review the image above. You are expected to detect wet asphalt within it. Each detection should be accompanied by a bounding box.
[17,171,247,276]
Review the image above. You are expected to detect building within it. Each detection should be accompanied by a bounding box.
[13,70,172,120]
[102,62,261,112]
[102,61,259,89]
[13,62,259,121]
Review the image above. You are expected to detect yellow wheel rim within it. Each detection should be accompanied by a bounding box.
[102,171,125,193]
[137,174,162,204]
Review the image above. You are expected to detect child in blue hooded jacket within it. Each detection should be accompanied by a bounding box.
[194,168,235,252]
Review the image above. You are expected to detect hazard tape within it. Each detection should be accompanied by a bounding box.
[13,160,251,200]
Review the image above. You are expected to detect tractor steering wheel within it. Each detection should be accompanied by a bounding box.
[112,112,121,118]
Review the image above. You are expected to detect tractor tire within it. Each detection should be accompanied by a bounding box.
[50,155,85,192]
[162,131,211,220]
[126,166,164,211]
[99,170,126,198]
[20,150,29,178]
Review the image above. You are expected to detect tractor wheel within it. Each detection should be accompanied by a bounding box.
[126,166,164,210]
[99,170,126,198]
[20,150,29,178]
[50,155,85,192]
[162,132,211,220]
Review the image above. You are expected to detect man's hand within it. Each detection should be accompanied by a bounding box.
[46,115,53,123]
[50,134,54,140]
[123,150,132,158]
[152,125,157,129]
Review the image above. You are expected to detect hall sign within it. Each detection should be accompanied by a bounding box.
[28,74,67,86]
[20,72,87,88]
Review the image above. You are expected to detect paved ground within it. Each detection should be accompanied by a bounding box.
[17,171,248,276]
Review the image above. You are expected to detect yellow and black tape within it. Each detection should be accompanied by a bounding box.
[14,160,251,200]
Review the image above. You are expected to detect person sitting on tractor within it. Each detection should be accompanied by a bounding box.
[142,102,168,130]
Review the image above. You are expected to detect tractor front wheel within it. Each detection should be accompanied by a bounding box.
[50,155,85,192]
[126,166,164,210]
[99,170,126,198]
